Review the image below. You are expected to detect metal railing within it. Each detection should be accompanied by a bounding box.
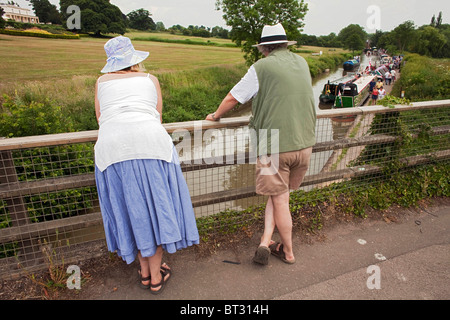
[1,99,449,278]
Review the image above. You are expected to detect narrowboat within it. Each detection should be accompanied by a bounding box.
[333,74,378,121]
[319,73,357,103]
[343,56,360,71]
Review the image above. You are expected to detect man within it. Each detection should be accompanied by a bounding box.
[206,24,316,265]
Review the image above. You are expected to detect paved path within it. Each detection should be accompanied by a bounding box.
[94,200,449,302]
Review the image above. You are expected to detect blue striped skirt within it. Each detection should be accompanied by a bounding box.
[95,153,200,264]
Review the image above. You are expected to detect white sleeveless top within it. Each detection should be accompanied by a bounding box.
[94,75,173,172]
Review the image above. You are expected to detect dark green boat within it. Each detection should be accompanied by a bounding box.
[319,74,357,103]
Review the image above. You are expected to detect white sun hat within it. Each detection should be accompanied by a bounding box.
[101,36,149,73]
[253,23,297,47]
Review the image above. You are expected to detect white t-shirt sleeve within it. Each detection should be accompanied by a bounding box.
[230,65,259,104]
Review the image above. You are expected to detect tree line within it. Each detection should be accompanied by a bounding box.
[2,1,448,61]
[1,0,230,39]
[299,12,449,59]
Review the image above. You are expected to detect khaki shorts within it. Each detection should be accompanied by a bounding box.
[255,147,312,196]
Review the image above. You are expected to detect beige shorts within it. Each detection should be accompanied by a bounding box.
[255,147,312,196]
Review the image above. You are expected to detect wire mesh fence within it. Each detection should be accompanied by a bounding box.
[0,100,449,279]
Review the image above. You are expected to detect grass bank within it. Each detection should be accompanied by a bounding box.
[391,53,450,101]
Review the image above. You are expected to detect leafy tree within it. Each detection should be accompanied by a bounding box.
[59,0,126,36]
[127,8,155,31]
[436,11,443,28]
[186,25,211,38]
[26,0,61,24]
[346,33,364,53]
[391,20,416,53]
[216,0,308,65]
[413,26,447,58]
[368,29,384,48]
[211,26,229,39]
[155,21,165,32]
[319,32,342,48]
[338,24,367,51]
[0,7,5,29]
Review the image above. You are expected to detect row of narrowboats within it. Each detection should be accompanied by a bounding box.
[319,53,392,110]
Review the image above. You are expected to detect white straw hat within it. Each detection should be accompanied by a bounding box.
[101,36,149,73]
[253,23,297,47]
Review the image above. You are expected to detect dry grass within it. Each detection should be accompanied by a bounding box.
[0,34,244,84]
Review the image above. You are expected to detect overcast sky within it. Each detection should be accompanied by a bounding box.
[14,0,449,36]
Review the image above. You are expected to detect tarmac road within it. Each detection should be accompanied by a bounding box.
[96,200,450,302]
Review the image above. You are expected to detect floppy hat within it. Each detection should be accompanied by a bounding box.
[101,36,149,73]
[253,23,297,47]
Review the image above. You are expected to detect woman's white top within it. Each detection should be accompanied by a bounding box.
[94,74,173,172]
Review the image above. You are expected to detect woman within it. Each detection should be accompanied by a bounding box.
[370,87,379,105]
[94,36,199,294]
[378,86,386,100]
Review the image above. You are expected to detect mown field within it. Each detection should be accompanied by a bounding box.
[0,34,245,81]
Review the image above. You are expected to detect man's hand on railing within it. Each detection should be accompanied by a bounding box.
[205,93,239,121]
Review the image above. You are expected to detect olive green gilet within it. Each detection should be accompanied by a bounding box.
[249,48,316,156]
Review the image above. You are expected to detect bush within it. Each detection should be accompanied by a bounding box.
[392,54,450,100]
[0,29,79,39]
[158,65,247,123]
[0,94,74,138]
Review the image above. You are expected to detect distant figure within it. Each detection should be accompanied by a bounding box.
[385,71,392,85]
[378,86,386,100]
[369,78,376,94]
[391,69,396,82]
[370,87,379,105]
[206,24,316,266]
[94,36,199,294]
[376,78,384,89]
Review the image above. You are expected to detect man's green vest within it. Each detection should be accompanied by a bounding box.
[250,48,316,156]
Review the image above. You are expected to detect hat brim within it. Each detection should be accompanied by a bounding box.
[101,50,149,73]
[253,40,297,47]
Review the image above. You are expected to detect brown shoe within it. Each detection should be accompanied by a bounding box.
[269,242,296,264]
[252,246,271,265]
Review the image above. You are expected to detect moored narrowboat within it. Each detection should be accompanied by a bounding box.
[343,56,360,71]
[319,73,357,103]
[332,74,378,121]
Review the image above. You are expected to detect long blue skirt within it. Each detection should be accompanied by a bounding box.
[95,153,200,264]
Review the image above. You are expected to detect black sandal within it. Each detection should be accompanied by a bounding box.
[138,269,151,289]
[150,264,172,295]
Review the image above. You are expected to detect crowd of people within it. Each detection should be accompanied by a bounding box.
[368,52,402,105]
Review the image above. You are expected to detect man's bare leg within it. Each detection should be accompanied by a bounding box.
[260,196,276,248]
[271,191,295,262]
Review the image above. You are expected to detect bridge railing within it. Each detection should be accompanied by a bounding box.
[1,99,449,278]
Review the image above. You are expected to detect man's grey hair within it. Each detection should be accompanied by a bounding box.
[257,42,288,55]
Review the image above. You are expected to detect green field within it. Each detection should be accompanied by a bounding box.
[0,33,245,82]
[0,32,351,131]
